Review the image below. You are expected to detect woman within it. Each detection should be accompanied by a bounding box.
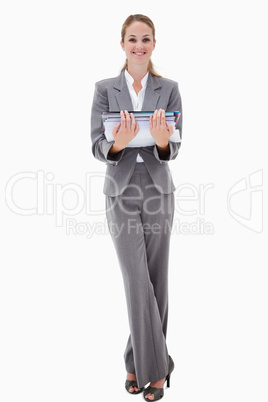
[90,14,183,401]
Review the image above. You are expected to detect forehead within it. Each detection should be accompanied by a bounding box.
[125,21,153,37]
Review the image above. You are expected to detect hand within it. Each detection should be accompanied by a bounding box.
[111,110,139,152]
[149,109,174,148]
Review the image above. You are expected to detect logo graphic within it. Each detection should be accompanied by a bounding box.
[227,170,263,233]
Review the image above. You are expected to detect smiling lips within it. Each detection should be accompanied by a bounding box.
[133,52,146,56]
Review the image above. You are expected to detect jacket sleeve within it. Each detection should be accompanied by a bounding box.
[153,81,183,164]
[90,81,125,165]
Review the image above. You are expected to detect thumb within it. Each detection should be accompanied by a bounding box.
[166,123,174,135]
[112,122,121,137]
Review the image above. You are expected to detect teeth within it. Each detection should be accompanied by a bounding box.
[134,52,145,55]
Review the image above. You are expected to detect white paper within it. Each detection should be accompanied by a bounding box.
[103,119,181,147]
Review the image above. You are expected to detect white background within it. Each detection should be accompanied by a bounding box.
[0,0,267,401]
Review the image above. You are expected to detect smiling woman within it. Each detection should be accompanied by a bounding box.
[120,14,161,78]
[90,13,182,402]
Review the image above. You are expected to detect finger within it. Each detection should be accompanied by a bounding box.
[130,113,136,130]
[112,122,121,137]
[125,110,131,128]
[166,122,174,135]
[153,110,158,127]
[156,109,161,126]
[158,108,163,125]
[161,109,166,124]
[149,115,153,130]
[120,110,126,128]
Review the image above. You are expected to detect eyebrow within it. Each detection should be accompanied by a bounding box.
[128,34,151,38]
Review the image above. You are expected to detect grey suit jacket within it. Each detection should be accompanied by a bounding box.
[90,71,183,196]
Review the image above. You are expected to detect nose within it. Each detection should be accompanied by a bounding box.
[135,41,145,49]
[135,44,145,51]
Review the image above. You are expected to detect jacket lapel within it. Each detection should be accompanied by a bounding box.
[113,72,134,111]
[142,72,161,111]
[113,71,162,112]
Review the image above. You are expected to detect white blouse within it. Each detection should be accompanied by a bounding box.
[124,69,149,162]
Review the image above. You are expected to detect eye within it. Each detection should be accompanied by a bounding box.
[128,38,151,42]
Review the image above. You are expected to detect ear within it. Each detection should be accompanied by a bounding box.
[153,39,156,51]
[120,40,125,51]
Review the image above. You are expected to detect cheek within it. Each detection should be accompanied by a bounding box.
[146,43,154,50]
[126,45,134,52]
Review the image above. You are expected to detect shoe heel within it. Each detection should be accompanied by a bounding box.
[166,373,171,388]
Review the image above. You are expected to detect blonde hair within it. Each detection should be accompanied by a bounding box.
[120,14,161,77]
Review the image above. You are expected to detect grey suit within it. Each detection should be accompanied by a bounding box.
[90,70,183,389]
[90,71,183,196]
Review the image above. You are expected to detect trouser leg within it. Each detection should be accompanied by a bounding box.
[141,181,175,339]
[105,167,174,389]
[123,183,175,381]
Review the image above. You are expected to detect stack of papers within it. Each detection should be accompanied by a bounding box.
[102,111,181,147]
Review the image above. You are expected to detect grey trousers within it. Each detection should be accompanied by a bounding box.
[105,162,175,389]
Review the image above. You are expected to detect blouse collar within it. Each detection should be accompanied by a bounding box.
[124,69,149,89]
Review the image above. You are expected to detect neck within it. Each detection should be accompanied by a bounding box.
[126,63,149,85]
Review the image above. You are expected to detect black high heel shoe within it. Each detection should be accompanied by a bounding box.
[125,379,144,395]
[143,355,175,401]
